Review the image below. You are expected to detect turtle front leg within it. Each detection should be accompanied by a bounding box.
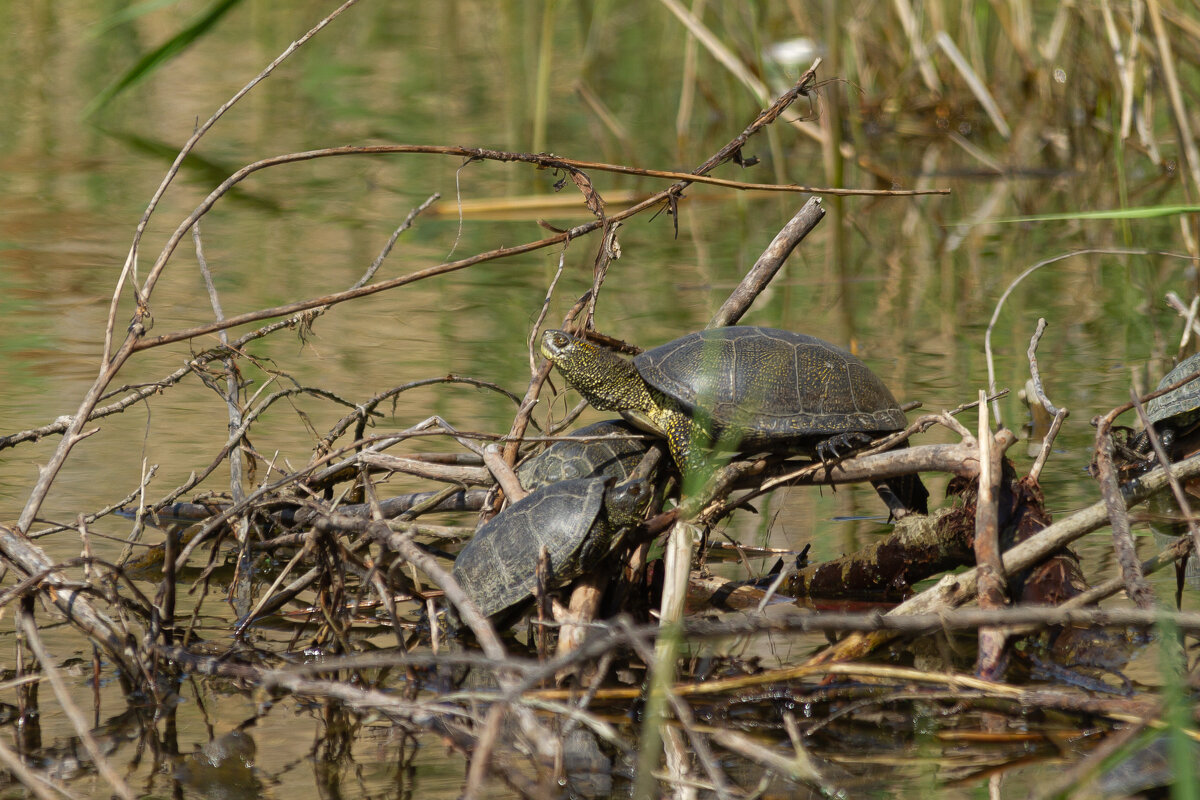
[664,425,696,477]
[659,409,713,481]
[814,431,875,465]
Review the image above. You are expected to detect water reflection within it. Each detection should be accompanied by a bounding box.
[3,1,1200,797]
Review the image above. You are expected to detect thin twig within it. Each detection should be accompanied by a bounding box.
[1026,318,1068,483]
[17,2,364,535]
[104,0,363,362]
[984,248,1156,426]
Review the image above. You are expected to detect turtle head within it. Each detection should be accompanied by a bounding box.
[604,477,654,526]
[541,330,651,413]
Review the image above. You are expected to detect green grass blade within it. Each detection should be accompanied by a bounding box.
[953,205,1200,225]
[83,0,243,118]
[89,0,184,38]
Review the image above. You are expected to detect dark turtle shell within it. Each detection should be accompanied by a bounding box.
[452,477,648,619]
[633,326,906,448]
[516,419,651,491]
[1146,352,1200,427]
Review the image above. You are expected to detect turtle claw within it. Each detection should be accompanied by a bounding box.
[815,431,874,466]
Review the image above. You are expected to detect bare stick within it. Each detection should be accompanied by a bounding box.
[1054,535,1192,611]
[1026,318,1069,484]
[984,248,1155,426]
[1029,408,1067,485]
[354,194,441,289]
[1025,319,1062,415]
[1094,412,1155,610]
[707,196,826,328]
[0,528,135,674]
[528,249,569,375]
[358,453,492,485]
[681,603,1200,641]
[1166,291,1200,343]
[193,220,254,619]
[17,3,364,535]
[557,576,606,655]
[974,393,1008,679]
[482,444,527,502]
[105,0,362,362]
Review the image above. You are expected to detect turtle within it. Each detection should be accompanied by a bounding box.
[1138,353,1200,569]
[451,476,652,620]
[516,419,654,491]
[541,325,928,514]
[1139,352,1200,454]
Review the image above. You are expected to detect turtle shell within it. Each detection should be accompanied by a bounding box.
[633,326,906,448]
[1146,352,1200,427]
[516,420,651,491]
[452,477,643,619]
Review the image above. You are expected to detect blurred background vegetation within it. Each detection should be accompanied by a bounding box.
[2,1,1200,796]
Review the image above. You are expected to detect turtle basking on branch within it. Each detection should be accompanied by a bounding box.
[541,326,927,515]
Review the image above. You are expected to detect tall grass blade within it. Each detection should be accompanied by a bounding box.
[84,0,243,118]
[934,30,1011,139]
[1156,613,1197,800]
[961,205,1200,225]
[531,0,557,154]
[89,0,183,38]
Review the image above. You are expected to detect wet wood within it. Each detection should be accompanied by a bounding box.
[974,397,1009,679]
[806,450,1200,666]
[788,509,973,598]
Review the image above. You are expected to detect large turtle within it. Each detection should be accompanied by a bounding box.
[1142,352,1200,453]
[452,476,652,619]
[516,419,654,491]
[541,326,927,514]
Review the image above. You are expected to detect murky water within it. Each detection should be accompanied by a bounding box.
[2,1,1197,797]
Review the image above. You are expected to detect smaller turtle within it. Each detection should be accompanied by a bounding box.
[452,476,652,620]
[516,419,654,491]
[1140,352,1200,454]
